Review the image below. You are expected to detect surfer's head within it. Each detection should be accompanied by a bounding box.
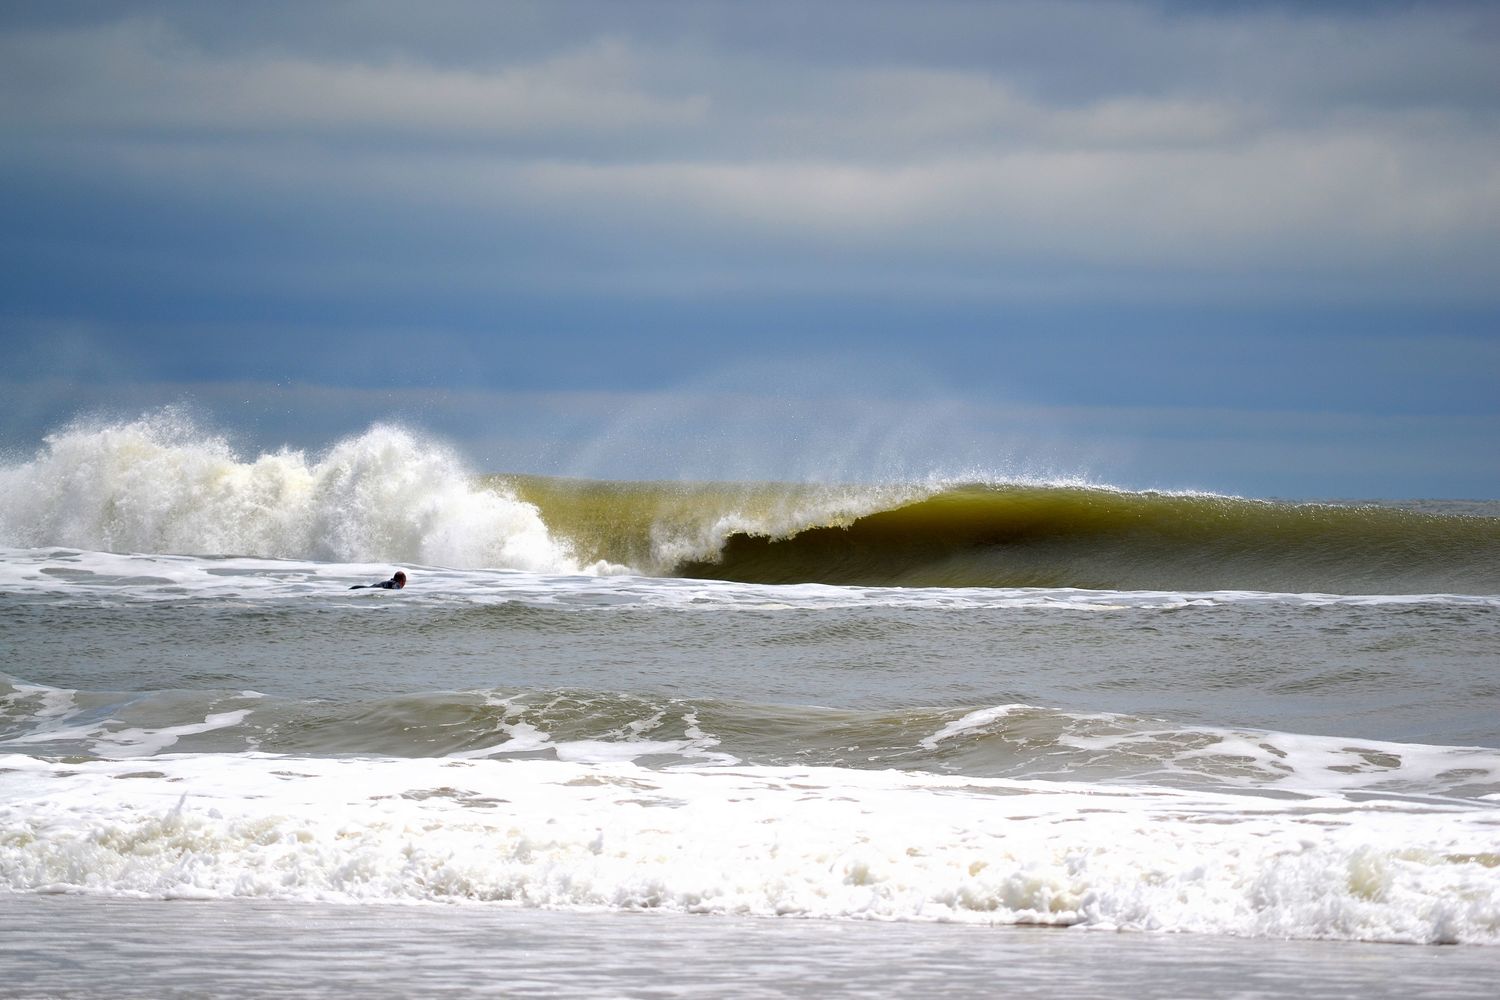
[392,571,406,588]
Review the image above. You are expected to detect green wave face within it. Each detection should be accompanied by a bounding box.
[498,476,1500,594]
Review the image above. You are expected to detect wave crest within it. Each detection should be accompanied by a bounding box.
[0,412,583,572]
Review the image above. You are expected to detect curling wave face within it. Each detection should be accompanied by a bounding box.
[675,486,1500,593]
[506,477,1500,595]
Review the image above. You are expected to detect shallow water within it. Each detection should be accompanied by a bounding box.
[3,895,1497,1000]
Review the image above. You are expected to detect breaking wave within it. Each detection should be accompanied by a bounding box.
[664,485,1500,594]
[0,412,587,573]
[4,414,1497,594]
[507,477,1500,595]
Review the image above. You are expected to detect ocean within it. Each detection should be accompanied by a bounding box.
[2,415,1498,998]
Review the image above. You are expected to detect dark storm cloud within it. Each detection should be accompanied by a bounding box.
[2,1,1497,495]
[3,0,1495,300]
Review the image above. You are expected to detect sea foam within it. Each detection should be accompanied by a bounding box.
[1,753,1496,945]
[0,412,585,572]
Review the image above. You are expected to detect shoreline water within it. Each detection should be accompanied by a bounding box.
[2,893,1500,1000]
[4,895,1499,1000]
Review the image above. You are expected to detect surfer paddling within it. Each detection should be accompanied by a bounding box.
[350,570,406,590]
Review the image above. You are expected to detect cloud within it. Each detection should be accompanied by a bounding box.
[3,2,1494,303]
[2,2,1495,500]
[0,22,706,138]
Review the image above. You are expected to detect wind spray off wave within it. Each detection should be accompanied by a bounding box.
[0,412,587,573]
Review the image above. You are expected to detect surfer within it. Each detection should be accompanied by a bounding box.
[350,570,406,590]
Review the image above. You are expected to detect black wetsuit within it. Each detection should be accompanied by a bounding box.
[350,576,405,590]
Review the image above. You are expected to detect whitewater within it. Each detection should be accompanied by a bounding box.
[3,414,1499,998]
[0,411,589,573]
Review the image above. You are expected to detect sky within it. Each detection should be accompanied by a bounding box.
[2,0,1497,497]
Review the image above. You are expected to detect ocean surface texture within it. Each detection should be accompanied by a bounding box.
[2,418,1498,997]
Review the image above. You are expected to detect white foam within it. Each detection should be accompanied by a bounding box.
[448,720,554,760]
[1,682,77,721]
[1059,718,1500,799]
[919,705,1033,750]
[1,753,1496,945]
[646,483,926,569]
[0,413,586,573]
[447,697,737,766]
[6,546,1494,612]
[0,701,256,760]
[87,710,256,758]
